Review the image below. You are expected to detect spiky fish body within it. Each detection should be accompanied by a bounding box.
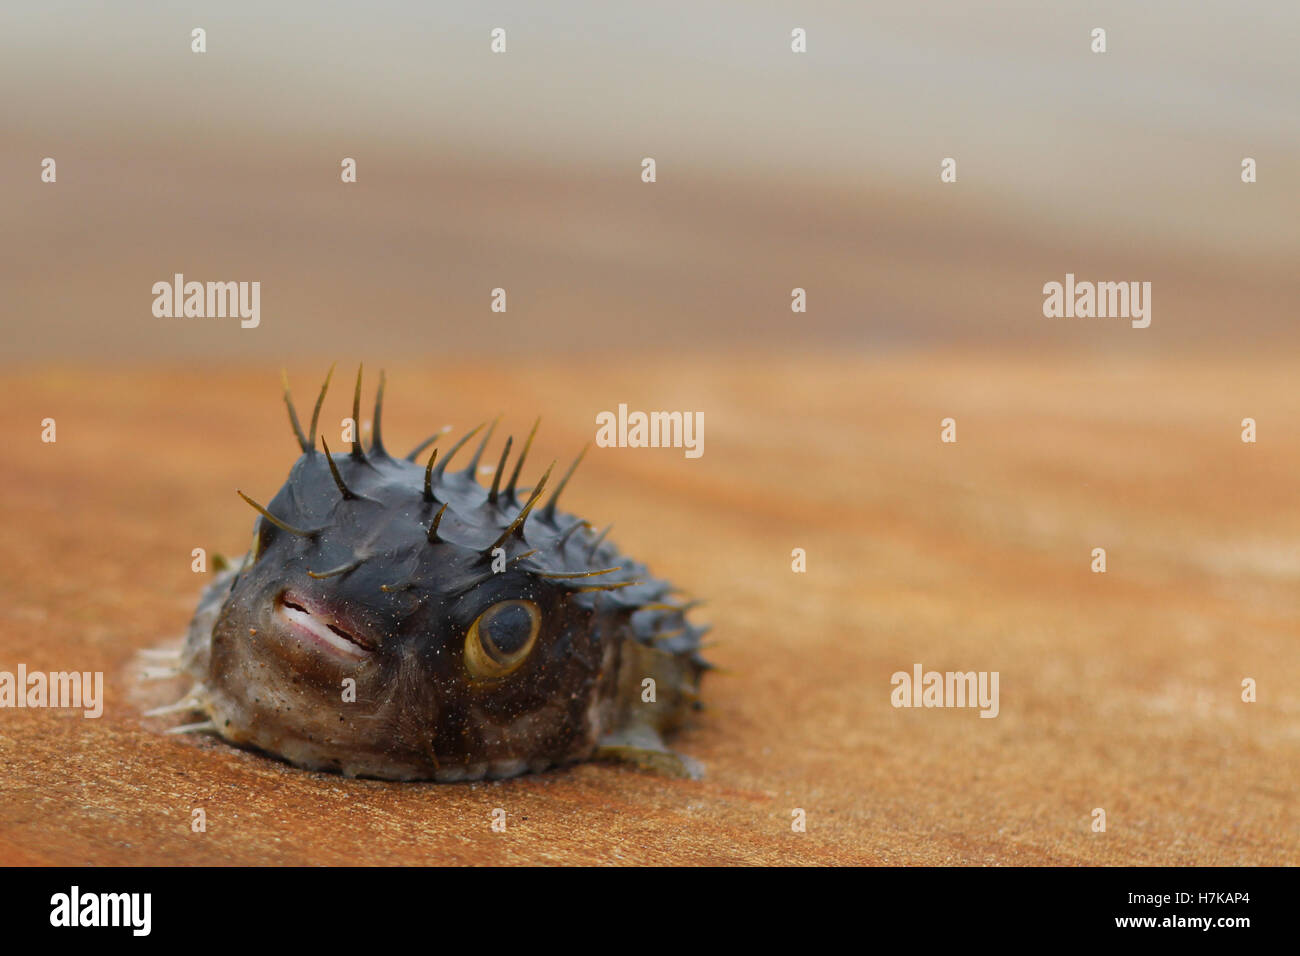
[149,367,709,781]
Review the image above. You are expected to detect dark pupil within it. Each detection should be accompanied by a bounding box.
[483,604,533,657]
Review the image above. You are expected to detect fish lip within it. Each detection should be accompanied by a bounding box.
[276,591,375,661]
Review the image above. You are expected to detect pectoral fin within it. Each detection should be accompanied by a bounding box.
[595,725,703,780]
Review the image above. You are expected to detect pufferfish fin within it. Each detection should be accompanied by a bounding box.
[595,725,704,780]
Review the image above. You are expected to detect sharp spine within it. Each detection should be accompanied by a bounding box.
[536,566,620,580]
[427,502,449,542]
[487,462,554,552]
[405,426,450,462]
[503,418,540,504]
[281,369,311,453]
[487,436,514,505]
[586,524,612,562]
[320,436,359,499]
[463,416,500,478]
[555,519,592,549]
[236,491,318,538]
[307,557,365,579]
[350,364,365,459]
[370,369,389,459]
[423,448,439,502]
[541,444,589,523]
[573,580,640,593]
[432,422,486,481]
[307,363,335,452]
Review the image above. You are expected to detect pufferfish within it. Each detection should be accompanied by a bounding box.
[142,366,709,781]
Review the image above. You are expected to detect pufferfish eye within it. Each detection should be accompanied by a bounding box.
[464,600,541,679]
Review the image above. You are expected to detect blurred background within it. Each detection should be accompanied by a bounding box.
[2,0,1297,362]
[2,1,1299,866]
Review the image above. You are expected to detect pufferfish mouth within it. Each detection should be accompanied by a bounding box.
[277,592,375,660]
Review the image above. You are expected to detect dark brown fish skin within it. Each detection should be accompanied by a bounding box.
[174,369,708,781]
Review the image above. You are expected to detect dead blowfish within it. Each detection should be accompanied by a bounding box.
[141,365,711,781]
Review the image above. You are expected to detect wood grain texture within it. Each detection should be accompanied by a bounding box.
[1,354,1296,865]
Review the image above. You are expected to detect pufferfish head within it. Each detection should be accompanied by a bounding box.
[195,367,672,781]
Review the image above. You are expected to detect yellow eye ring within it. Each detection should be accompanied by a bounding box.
[464,600,541,680]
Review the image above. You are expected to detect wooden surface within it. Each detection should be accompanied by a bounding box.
[1,353,1297,865]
